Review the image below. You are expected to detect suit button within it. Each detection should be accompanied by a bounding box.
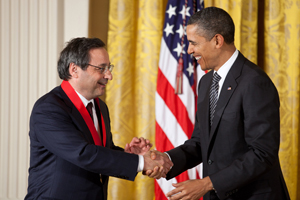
[208,160,213,165]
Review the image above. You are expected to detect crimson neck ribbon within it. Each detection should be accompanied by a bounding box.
[61,80,106,147]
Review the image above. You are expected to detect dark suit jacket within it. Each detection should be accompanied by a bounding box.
[166,52,290,200]
[25,86,139,200]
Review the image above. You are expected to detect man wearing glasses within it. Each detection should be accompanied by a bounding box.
[25,37,173,200]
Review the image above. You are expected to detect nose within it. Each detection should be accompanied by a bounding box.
[104,70,113,80]
[187,44,193,55]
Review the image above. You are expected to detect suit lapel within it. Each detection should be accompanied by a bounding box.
[208,53,246,142]
[94,99,109,147]
[59,86,95,144]
[209,73,237,138]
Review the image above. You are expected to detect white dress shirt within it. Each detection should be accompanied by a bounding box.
[214,49,239,98]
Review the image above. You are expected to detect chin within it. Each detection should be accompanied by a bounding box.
[96,92,104,97]
[98,90,105,97]
[200,66,208,71]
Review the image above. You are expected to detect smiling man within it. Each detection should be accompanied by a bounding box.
[25,37,173,200]
[147,7,290,200]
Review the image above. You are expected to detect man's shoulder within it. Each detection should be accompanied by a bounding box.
[232,52,269,80]
[33,86,65,109]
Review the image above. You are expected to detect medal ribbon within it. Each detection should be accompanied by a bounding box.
[61,80,106,146]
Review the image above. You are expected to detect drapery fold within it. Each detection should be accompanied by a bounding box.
[264,1,300,199]
[106,0,167,199]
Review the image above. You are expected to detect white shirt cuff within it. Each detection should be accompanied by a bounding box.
[137,155,144,172]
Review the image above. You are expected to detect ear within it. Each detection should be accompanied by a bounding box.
[69,63,79,78]
[214,34,224,49]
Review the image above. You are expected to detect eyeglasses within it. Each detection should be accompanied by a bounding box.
[87,64,114,74]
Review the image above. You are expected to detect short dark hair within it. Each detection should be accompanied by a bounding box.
[57,37,106,80]
[187,7,235,44]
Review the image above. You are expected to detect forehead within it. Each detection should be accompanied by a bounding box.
[89,48,109,63]
[186,24,206,42]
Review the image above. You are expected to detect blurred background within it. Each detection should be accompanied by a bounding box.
[0,0,299,199]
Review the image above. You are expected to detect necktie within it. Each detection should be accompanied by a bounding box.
[86,102,94,122]
[209,72,221,126]
[87,102,103,145]
[86,102,102,180]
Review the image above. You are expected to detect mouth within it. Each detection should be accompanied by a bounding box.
[195,56,202,61]
[98,82,107,87]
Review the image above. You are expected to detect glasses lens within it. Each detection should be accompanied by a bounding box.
[109,65,114,72]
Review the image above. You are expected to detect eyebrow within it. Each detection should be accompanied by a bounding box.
[188,40,197,44]
[96,63,111,67]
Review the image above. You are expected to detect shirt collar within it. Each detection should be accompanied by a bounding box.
[75,91,94,107]
[214,49,239,84]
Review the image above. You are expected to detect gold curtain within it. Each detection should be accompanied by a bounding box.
[264,1,300,200]
[205,0,300,199]
[105,0,168,199]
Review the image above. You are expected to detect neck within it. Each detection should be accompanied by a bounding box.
[214,44,236,71]
[67,79,93,101]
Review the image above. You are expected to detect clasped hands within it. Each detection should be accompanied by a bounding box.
[125,137,212,200]
[124,137,173,178]
[143,150,173,178]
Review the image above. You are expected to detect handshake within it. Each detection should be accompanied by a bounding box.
[143,149,173,179]
[125,137,173,179]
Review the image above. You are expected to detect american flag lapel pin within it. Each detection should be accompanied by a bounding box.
[227,86,232,90]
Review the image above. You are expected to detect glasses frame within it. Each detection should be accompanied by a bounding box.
[87,64,114,74]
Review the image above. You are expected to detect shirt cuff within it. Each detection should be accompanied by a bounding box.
[137,155,144,172]
[164,152,172,161]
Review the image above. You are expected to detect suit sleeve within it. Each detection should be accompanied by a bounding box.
[30,99,138,181]
[166,116,203,179]
[166,76,205,179]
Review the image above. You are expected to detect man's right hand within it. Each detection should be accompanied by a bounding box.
[143,150,173,179]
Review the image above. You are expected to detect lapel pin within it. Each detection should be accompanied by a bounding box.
[227,86,232,90]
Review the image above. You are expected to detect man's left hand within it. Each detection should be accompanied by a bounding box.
[124,137,152,155]
[167,177,213,200]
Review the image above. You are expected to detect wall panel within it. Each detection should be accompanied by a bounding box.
[0,0,64,199]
